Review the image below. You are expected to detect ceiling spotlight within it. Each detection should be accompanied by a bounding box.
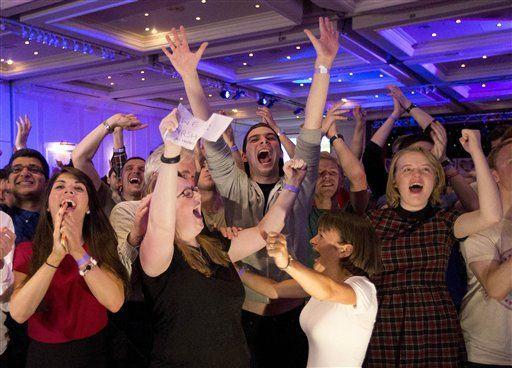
[151,28,158,34]
[299,83,304,87]
[242,62,247,66]
[6,59,13,65]
[220,88,231,99]
[341,98,348,103]
[482,55,487,59]
[258,95,268,106]
[233,89,246,100]
[349,72,353,76]
[337,79,342,82]
[460,63,466,68]
[144,12,149,16]
[497,22,502,27]
[110,82,115,86]
[374,94,379,98]
[455,19,461,24]
[141,77,146,81]
[195,16,201,21]
[286,56,291,60]
[179,97,184,101]
[24,40,30,45]
[201,0,206,3]
[431,32,437,37]
[411,91,415,94]
[497,98,500,101]
[145,27,150,32]
[481,83,486,87]
[1,59,4,62]
[255,4,260,8]
[293,107,304,115]
[296,46,301,50]
[140,70,145,74]
[33,51,39,55]
[379,74,384,78]
[249,53,254,57]
[208,94,212,97]
[232,109,238,113]
[107,75,112,79]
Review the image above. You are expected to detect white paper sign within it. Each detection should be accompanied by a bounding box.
[164,104,233,150]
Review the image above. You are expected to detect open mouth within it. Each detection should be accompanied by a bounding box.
[61,199,77,209]
[409,183,423,194]
[192,208,202,219]
[257,149,272,164]
[128,177,142,185]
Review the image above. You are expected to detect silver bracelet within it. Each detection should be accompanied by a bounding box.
[102,120,114,134]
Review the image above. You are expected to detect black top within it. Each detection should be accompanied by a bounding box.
[362,141,388,199]
[139,242,249,368]
[257,182,278,210]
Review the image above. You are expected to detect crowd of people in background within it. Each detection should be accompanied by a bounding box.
[0,17,511,368]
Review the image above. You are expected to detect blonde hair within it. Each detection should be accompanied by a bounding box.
[177,235,230,277]
[386,147,445,208]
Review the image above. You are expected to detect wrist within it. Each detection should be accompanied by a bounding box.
[71,248,86,261]
[127,232,143,247]
[283,182,301,192]
[164,146,181,157]
[48,253,64,266]
[315,58,333,69]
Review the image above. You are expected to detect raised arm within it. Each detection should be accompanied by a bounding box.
[236,266,308,299]
[370,94,403,147]
[454,130,502,238]
[221,122,244,170]
[429,122,478,211]
[71,114,146,190]
[162,26,209,121]
[266,233,356,304]
[139,110,181,277]
[351,106,366,159]
[303,17,339,130]
[14,115,32,151]
[388,85,433,130]
[256,107,296,158]
[228,159,307,262]
[110,127,127,177]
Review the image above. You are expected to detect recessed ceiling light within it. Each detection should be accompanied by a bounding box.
[0,59,4,62]
[299,83,304,87]
[249,53,254,57]
[349,72,353,76]
[107,75,112,79]
[141,77,146,81]
[341,98,348,103]
[255,4,260,8]
[411,91,415,94]
[431,32,437,37]
[232,108,238,112]
[33,51,39,55]
[497,22,502,27]
[497,98,500,101]
[374,94,379,98]
[144,12,149,17]
[195,16,201,21]
[296,46,301,50]
[242,62,247,66]
[201,0,206,3]
[151,28,158,34]
[481,83,486,87]
[460,63,466,68]
[24,41,30,45]
[482,55,487,59]
[179,97,184,101]
[308,77,312,81]
[110,82,115,86]
[337,79,342,82]
[296,115,300,119]
[208,94,212,97]
[145,27,150,32]
[455,19,461,24]
[379,74,384,78]
[286,56,291,60]
[140,70,145,74]
[6,59,13,65]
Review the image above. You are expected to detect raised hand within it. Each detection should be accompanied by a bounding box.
[15,115,32,150]
[322,101,348,137]
[430,122,447,161]
[51,205,69,263]
[106,113,147,131]
[60,209,85,260]
[129,194,152,246]
[283,158,307,187]
[265,232,289,269]
[390,96,405,119]
[222,124,236,147]
[387,85,411,112]
[353,105,366,124]
[256,107,280,133]
[304,17,339,68]
[159,108,182,157]
[0,227,15,260]
[459,129,482,156]
[162,25,208,77]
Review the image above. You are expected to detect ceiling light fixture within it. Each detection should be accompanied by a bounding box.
[481,83,486,87]
[24,40,29,45]
[6,59,13,65]
[107,75,112,79]
[460,63,466,68]
[141,77,146,81]
[0,59,4,62]
[286,56,291,60]
[219,87,231,99]
[140,70,145,74]
[497,98,500,101]
[349,72,353,76]
[33,51,38,55]
[341,98,348,103]
[337,79,342,82]
[232,109,238,113]
[144,13,149,17]
[255,4,260,8]
[299,83,304,87]
[411,91,415,94]
[374,94,379,98]
[179,97,184,101]
[208,94,212,97]
[455,19,461,24]
[497,22,502,27]
[201,0,206,3]
[145,27,150,32]
[195,17,201,21]
[110,82,115,86]
[151,28,158,34]
[249,53,254,57]
[379,74,384,78]
[482,55,487,59]
[431,32,437,37]
[242,62,247,66]
[296,46,301,50]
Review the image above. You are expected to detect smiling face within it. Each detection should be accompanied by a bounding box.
[48,172,89,222]
[175,177,204,242]
[316,158,340,199]
[8,156,47,202]
[243,126,282,181]
[0,179,14,207]
[121,158,145,199]
[393,151,436,211]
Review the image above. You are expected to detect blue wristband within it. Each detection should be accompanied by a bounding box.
[76,253,91,267]
[230,145,239,152]
[283,183,300,193]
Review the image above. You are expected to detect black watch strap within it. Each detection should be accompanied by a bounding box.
[404,103,417,113]
[160,154,181,164]
[329,134,344,146]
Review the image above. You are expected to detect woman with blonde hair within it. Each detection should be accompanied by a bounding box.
[364,130,502,367]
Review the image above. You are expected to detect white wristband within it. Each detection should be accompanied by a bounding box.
[315,65,329,74]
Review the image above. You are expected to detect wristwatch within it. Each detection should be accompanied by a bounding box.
[329,134,344,146]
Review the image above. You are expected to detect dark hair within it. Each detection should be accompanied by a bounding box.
[0,167,9,181]
[121,157,146,171]
[9,148,50,179]
[318,211,382,276]
[393,133,434,153]
[488,138,512,170]
[489,125,512,143]
[25,167,130,293]
[241,123,284,177]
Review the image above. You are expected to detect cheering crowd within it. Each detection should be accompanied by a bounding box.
[0,18,511,368]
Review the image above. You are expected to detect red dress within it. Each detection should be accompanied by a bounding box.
[13,242,107,343]
[364,206,466,367]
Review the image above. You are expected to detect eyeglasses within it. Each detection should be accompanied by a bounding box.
[177,186,199,199]
[10,164,45,175]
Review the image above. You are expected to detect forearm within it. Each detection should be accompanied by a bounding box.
[445,167,478,211]
[73,123,108,164]
[472,149,502,222]
[113,128,124,150]
[239,269,280,299]
[332,138,367,191]
[182,72,211,121]
[280,133,296,158]
[409,106,434,130]
[350,121,365,159]
[257,189,298,234]
[10,267,55,323]
[303,62,330,130]
[83,267,124,312]
[371,115,397,147]
[140,161,177,276]
[486,259,512,300]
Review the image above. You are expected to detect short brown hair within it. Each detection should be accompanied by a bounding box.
[386,147,445,208]
[318,211,382,276]
[488,138,512,170]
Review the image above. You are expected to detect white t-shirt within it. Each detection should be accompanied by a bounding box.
[0,210,15,355]
[299,276,378,368]
[460,219,512,365]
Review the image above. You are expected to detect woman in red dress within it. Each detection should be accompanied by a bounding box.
[364,129,502,367]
